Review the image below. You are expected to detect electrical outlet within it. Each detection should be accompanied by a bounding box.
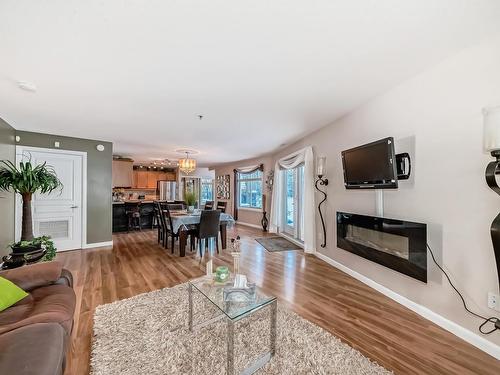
[488,292,499,310]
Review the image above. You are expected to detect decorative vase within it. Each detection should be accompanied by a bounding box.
[187,205,195,213]
[261,211,269,232]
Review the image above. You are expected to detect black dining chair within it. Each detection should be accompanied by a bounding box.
[204,200,214,210]
[216,201,227,213]
[166,203,184,211]
[153,203,164,244]
[173,200,187,210]
[195,210,221,257]
[158,202,197,253]
[156,202,170,249]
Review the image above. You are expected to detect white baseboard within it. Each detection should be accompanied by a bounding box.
[314,252,500,360]
[82,240,113,249]
[236,221,263,230]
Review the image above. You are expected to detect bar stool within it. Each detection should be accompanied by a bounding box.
[125,202,142,231]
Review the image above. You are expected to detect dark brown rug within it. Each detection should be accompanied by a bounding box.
[255,236,302,252]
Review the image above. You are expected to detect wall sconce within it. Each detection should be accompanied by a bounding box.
[484,105,500,294]
[315,156,329,248]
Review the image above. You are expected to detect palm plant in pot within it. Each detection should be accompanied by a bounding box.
[0,159,62,257]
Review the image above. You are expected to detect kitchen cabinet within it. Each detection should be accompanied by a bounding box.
[147,171,157,189]
[131,169,177,188]
[134,170,149,188]
[112,160,133,188]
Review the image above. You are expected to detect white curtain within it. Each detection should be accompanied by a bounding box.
[270,146,316,253]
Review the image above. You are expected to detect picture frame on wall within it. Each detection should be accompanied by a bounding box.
[216,174,230,200]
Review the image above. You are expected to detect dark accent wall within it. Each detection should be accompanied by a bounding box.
[16,131,113,244]
[0,118,15,256]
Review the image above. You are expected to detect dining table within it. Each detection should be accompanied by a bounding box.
[163,210,235,257]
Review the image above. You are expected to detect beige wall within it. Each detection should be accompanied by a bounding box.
[0,118,15,257]
[272,34,500,347]
[213,155,273,227]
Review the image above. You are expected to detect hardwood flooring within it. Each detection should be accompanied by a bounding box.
[57,226,500,374]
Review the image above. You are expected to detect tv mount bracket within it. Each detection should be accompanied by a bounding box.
[396,153,411,180]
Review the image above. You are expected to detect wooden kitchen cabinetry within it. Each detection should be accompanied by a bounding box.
[131,169,177,189]
[112,160,134,188]
[134,170,149,188]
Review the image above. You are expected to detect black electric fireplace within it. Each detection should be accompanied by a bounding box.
[337,212,427,282]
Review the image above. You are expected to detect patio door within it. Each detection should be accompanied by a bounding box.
[16,147,86,251]
[282,164,305,240]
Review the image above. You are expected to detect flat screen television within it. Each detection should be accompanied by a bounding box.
[341,137,398,189]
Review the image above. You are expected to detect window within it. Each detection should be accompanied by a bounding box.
[237,170,263,209]
[200,178,214,204]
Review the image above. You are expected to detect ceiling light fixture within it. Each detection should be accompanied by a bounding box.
[178,152,197,174]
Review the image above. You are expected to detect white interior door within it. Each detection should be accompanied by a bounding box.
[16,147,85,251]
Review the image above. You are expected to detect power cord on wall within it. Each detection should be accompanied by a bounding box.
[427,243,500,335]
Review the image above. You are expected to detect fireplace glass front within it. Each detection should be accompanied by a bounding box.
[337,212,427,282]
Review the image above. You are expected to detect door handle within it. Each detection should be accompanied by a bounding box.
[70,205,78,209]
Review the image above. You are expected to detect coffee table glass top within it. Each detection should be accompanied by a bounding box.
[189,276,276,320]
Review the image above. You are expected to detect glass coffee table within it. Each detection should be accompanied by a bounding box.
[188,276,277,375]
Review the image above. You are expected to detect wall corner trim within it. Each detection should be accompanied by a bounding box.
[82,241,113,249]
[314,252,500,360]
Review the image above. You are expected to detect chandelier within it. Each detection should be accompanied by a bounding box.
[178,152,197,174]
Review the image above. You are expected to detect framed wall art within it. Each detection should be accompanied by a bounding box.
[216,174,230,200]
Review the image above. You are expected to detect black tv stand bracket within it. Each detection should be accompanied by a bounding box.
[396,153,411,180]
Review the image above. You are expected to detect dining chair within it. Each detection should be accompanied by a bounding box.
[159,202,197,253]
[173,200,187,210]
[153,203,164,244]
[156,202,170,249]
[166,203,184,211]
[204,200,214,210]
[195,210,221,257]
[216,201,227,213]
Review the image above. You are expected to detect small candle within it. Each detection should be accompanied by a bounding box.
[317,156,326,177]
[206,259,213,276]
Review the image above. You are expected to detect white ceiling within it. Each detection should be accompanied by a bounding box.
[1,1,500,166]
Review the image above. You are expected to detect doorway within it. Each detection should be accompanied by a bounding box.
[15,146,87,251]
[282,164,305,241]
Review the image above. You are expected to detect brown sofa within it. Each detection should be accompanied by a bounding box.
[0,262,76,375]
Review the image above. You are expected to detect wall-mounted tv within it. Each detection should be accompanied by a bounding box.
[341,137,398,189]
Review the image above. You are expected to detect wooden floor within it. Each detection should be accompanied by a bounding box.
[57,226,500,375]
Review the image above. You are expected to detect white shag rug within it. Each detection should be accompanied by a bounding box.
[91,284,391,374]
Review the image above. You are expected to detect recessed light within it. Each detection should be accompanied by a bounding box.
[17,81,37,92]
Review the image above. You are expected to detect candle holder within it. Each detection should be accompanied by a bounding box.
[315,157,328,248]
[230,236,241,274]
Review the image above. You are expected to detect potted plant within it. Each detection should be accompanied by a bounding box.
[0,159,62,254]
[184,191,197,213]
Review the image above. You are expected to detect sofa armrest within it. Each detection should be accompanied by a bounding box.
[54,268,73,288]
[0,261,64,291]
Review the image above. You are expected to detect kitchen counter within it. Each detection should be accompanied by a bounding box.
[112,201,156,232]
[112,200,158,205]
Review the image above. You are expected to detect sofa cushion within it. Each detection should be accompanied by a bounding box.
[0,276,29,312]
[0,284,75,335]
[0,323,66,375]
